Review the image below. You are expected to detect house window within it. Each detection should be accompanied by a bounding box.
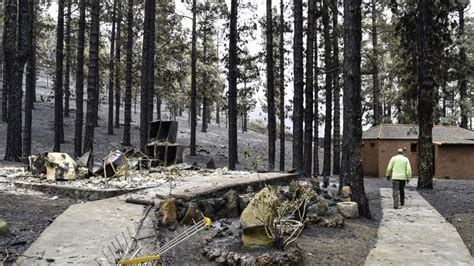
[370,143,375,147]
[411,143,417,152]
[362,142,365,148]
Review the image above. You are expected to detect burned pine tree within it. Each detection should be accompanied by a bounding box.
[53,0,65,152]
[321,0,333,177]
[266,0,276,171]
[4,0,29,161]
[228,0,238,170]
[108,0,117,135]
[140,0,156,151]
[83,0,101,154]
[341,0,371,218]
[74,0,86,158]
[23,0,37,157]
[64,0,72,118]
[122,0,134,147]
[279,0,285,172]
[416,0,434,189]
[190,0,197,156]
[115,0,123,128]
[332,0,341,176]
[292,0,304,174]
[303,0,316,177]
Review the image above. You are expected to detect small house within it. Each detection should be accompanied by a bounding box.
[362,124,474,179]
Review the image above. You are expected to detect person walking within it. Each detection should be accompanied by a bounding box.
[386,148,412,209]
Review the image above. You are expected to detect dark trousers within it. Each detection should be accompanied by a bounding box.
[392,180,406,207]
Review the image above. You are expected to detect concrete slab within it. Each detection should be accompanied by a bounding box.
[17,198,156,265]
[129,172,298,200]
[365,188,473,265]
[17,172,296,265]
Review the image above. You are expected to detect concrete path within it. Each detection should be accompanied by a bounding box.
[17,198,157,265]
[366,187,473,265]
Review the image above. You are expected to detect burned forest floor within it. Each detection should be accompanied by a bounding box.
[0,87,473,264]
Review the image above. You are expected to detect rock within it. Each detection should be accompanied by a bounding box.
[180,202,202,225]
[76,167,89,179]
[238,194,252,211]
[240,187,278,247]
[206,158,216,169]
[337,202,359,219]
[208,248,221,260]
[322,176,329,188]
[215,256,227,264]
[45,152,78,180]
[340,186,351,201]
[257,253,273,265]
[323,214,345,228]
[240,255,256,266]
[30,154,46,176]
[159,198,178,230]
[0,218,10,236]
[317,198,329,216]
[323,190,334,200]
[222,189,239,218]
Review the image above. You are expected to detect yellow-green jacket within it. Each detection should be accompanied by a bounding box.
[386,154,412,180]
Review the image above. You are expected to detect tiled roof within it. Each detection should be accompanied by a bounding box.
[362,124,474,145]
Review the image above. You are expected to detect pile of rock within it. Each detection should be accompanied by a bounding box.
[202,247,303,265]
[156,189,246,231]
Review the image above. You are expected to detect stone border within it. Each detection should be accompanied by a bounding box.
[12,181,143,201]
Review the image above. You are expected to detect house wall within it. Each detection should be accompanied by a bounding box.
[434,145,474,179]
[376,140,418,177]
[362,140,379,177]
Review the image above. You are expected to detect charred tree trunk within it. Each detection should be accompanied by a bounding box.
[341,0,371,218]
[202,28,208,133]
[292,0,304,174]
[279,0,285,172]
[107,0,117,135]
[303,0,315,177]
[202,98,208,132]
[216,101,220,125]
[74,0,86,158]
[53,0,65,152]
[1,25,6,122]
[140,0,155,150]
[190,0,197,156]
[5,0,28,161]
[115,0,122,128]
[266,0,276,171]
[83,0,100,154]
[122,0,133,146]
[459,6,468,129]
[228,0,238,170]
[416,0,434,189]
[332,0,341,176]
[147,6,155,125]
[64,0,71,118]
[313,13,319,177]
[322,0,332,177]
[371,0,381,126]
[23,0,36,156]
